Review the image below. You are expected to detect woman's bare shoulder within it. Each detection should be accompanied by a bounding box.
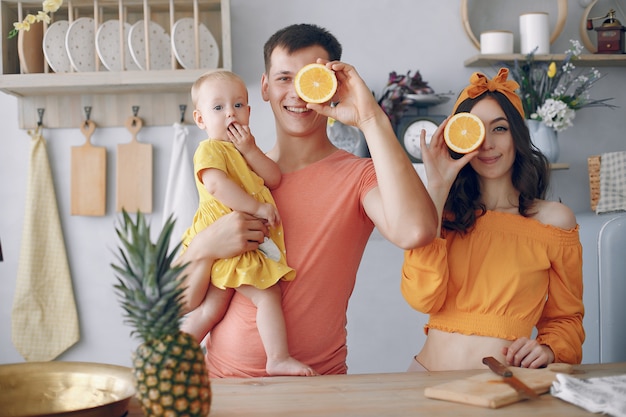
[532,199,577,230]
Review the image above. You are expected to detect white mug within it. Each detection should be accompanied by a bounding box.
[520,12,550,54]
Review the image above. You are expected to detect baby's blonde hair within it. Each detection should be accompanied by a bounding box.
[191,70,247,108]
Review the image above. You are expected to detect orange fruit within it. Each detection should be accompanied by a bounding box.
[443,112,485,154]
[294,63,338,104]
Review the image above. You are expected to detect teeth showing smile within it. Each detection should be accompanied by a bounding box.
[286,106,310,113]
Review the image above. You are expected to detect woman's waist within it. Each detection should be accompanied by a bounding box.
[416,329,511,371]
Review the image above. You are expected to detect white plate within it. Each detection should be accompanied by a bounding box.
[171,17,219,69]
[66,17,99,72]
[403,94,451,106]
[43,20,72,73]
[96,20,140,71]
[128,20,171,70]
[327,119,363,155]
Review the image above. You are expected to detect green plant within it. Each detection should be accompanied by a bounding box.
[377,70,434,126]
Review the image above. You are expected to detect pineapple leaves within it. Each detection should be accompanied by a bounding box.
[111,210,189,341]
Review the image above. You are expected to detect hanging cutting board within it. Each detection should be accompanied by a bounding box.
[424,363,573,409]
[116,116,152,213]
[71,120,106,216]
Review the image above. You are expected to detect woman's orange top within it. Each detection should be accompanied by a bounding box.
[401,210,585,364]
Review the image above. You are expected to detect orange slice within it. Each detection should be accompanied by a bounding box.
[294,63,338,104]
[443,112,485,154]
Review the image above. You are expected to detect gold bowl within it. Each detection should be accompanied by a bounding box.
[0,361,136,417]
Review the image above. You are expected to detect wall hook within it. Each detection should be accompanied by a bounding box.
[37,108,45,126]
[131,105,140,126]
[179,104,187,123]
[84,106,92,121]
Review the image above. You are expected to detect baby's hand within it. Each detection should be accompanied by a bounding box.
[255,203,281,228]
[227,122,257,155]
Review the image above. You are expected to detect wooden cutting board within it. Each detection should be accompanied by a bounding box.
[424,363,573,409]
[116,116,152,213]
[71,120,106,216]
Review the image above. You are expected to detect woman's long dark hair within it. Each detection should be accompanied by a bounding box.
[442,91,550,234]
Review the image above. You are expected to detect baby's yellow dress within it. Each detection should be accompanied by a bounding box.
[182,139,295,289]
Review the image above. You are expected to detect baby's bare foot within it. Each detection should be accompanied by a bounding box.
[266,356,318,376]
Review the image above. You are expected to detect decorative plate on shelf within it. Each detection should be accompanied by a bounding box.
[96,20,140,71]
[327,119,365,155]
[171,17,219,69]
[66,17,100,72]
[403,94,451,106]
[128,20,172,70]
[43,20,72,73]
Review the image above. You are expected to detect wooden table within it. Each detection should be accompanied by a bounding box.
[126,362,625,416]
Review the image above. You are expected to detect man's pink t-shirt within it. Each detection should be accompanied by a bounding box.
[205,150,378,377]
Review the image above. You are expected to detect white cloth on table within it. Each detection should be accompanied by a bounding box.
[551,372,626,417]
[12,126,80,361]
[162,122,198,254]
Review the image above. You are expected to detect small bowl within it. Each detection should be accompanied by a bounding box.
[0,361,135,417]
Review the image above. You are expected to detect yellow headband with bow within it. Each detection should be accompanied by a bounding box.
[452,68,524,119]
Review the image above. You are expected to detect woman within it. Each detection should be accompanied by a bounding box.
[402,68,584,371]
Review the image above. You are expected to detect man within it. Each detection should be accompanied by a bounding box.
[179,23,437,377]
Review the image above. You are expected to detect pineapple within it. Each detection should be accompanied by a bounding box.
[112,210,211,417]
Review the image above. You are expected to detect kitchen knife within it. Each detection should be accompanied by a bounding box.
[482,357,540,400]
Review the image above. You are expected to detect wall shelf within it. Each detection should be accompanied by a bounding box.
[465,53,626,68]
[0,0,231,128]
[551,163,569,170]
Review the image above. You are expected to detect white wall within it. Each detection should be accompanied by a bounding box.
[1,0,625,373]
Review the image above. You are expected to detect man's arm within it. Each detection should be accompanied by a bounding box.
[176,212,268,312]
[310,61,438,249]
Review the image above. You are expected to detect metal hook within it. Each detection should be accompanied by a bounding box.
[179,104,187,123]
[84,106,92,121]
[131,106,140,126]
[37,108,45,127]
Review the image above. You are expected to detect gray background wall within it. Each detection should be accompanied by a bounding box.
[1,0,625,373]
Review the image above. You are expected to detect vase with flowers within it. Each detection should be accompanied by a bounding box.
[8,0,63,39]
[506,39,617,162]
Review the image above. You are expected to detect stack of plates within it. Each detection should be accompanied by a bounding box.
[41,17,220,72]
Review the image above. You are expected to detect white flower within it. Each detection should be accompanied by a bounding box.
[533,99,576,132]
[42,0,63,13]
[36,11,51,24]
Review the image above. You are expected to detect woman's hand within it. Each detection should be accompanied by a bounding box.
[502,337,555,369]
[420,117,476,192]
